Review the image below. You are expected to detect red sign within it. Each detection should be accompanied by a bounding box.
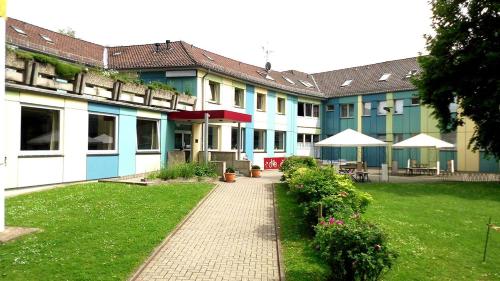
[264,157,286,170]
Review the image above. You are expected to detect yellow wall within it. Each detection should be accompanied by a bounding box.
[457,117,479,171]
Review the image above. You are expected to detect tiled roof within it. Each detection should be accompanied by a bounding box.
[109,41,324,98]
[313,57,420,97]
[6,18,104,67]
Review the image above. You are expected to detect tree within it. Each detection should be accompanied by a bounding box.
[413,0,500,159]
[57,27,75,38]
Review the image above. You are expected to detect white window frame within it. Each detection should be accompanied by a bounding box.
[87,112,119,154]
[207,125,220,150]
[326,105,334,112]
[340,104,354,118]
[377,101,388,115]
[411,97,420,105]
[256,93,266,112]
[208,80,220,103]
[231,127,246,152]
[312,104,320,118]
[394,99,404,114]
[136,118,160,152]
[253,129,266,152]
[274,131,286,152]
[19,104,63,156]
[277,97,286,114]
[234,88,245,108]
[362,102,371,116]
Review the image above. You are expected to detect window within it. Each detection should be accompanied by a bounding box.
[326,105,334,111]
[40,34,53,43]
[234,88,244,107]
[256,93,266,111]
[174,132,191,149]
[341,79,352,87]
[313,134,320,143]
[394,99,404,114]
[283,76,295,85]
[254,129,266,151]
[274,131,286,151]
[297,133,304,143]
[298,102,304,116]
[11,26,26,35]
[362,102,371,116]
[340,104,354,118]
[304,134,312,143]
[405,69,418,78]
[277,97,286,114]
[299,80,314,88]
[393,133,404,144]
[231,127,245,151]
[411,97,420,105]
[136,119,159,150]
[203,53,214,61]
[208,126,219,150]
[449,97,458,113]
[208,81,220,103]
[379,73,391,81]
[21,107,60,151]
[88,114,116,151]
[313,105,320,117]
[305,103,312,116]
[378,101,388,115]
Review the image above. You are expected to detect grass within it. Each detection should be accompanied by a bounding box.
[0,182,213,281]
[357,182,500,281]
[275,183,331,281]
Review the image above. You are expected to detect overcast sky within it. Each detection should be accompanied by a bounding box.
[8,0,434,73]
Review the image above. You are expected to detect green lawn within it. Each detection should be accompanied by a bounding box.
[275,183,331,281]
[0,182,213,281]
[357,182,500,281]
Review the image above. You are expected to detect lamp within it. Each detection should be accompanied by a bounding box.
[383,106,392,113]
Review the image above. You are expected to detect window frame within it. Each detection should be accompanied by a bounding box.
[253,129,267,152]
[362,102,371,116]
[394,99,404,115]
[19,104,62,156]
[256,93,266,111]
[277,97,286,115]
[340,104,354,118]
[136,118,160,152]
[208,80,220,103]
[377,101,388,115]
[234,87,245,108]
[207,125,220,150]
[231,127,246,152]
[411,97,420,106]
[326,104,334,112]
[274,130,286,152]
[312,104,320,118]
[87,112,119,154]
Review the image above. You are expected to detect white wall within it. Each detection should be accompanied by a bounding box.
[136,154,161,173]
[63,99,88,182]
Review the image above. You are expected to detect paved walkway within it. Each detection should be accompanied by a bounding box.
[132,171,283,281]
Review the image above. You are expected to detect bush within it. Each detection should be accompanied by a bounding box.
[156,162,217,180]
[279,156,317,181]
[225,167,235,173]
[314,218,397,281]
[287,166,372,228]
[251,165,261,170]
[16,50,83,80]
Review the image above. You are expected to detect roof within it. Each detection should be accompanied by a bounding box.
[167,110,252,123]
[313,57,420,97]
[108,41,325,98]
[6,18,104,67]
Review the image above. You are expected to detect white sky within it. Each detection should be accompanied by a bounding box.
[8,0,433,73]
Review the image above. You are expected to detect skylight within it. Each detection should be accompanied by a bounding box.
[112,52,122,56]
[405,69,418,78]
[40,34,53,43]
[256,70,275,81]
[265,74,275,81]
[11,26,26,35]
[203,53,214,61]
[299,80,314,88]
[341,79,352,87]
[282,76,295,85]
[379,73,391,81]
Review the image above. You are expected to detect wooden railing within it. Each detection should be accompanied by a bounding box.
[5,51,196,111]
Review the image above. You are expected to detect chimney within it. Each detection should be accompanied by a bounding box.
[166,40,171,50]
[154,43,161,53]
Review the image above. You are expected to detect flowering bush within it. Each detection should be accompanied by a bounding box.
[314,218,397,281]
[279,156,317,181]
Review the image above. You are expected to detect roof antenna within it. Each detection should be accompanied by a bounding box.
[261,42,274,72]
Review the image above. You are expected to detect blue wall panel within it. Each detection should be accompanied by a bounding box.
[118,107,137,176]
[160,114,168,167]
[245,85,255,160]
[87,155,119,180]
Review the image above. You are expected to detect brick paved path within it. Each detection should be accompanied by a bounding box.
[132,171,282,281]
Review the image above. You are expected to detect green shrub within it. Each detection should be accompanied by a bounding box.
[314,218,397,281]
[225,167,235,173]
[156,162,217,180]
[279,156,317,181]
[251,165,261,170]
[15,50,83,80]
[287,166,372,228]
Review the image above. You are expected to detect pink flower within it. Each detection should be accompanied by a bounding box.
[374,244,381,251]
[336,220,344,225]
[328,217,336,225]
[319,220,325,225]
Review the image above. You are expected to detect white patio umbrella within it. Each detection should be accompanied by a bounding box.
[392,133,455,175]
[315,129,387,147]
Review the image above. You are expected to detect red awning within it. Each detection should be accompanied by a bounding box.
[167,110,252,123]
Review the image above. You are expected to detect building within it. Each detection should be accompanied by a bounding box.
[2,18,498,189]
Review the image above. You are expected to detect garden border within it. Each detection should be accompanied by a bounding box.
[272,182,287,281]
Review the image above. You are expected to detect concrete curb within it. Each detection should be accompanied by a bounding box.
[272,182,287,281]
[127,183,220,281]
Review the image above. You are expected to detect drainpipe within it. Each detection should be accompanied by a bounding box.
[201,70,210,111]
